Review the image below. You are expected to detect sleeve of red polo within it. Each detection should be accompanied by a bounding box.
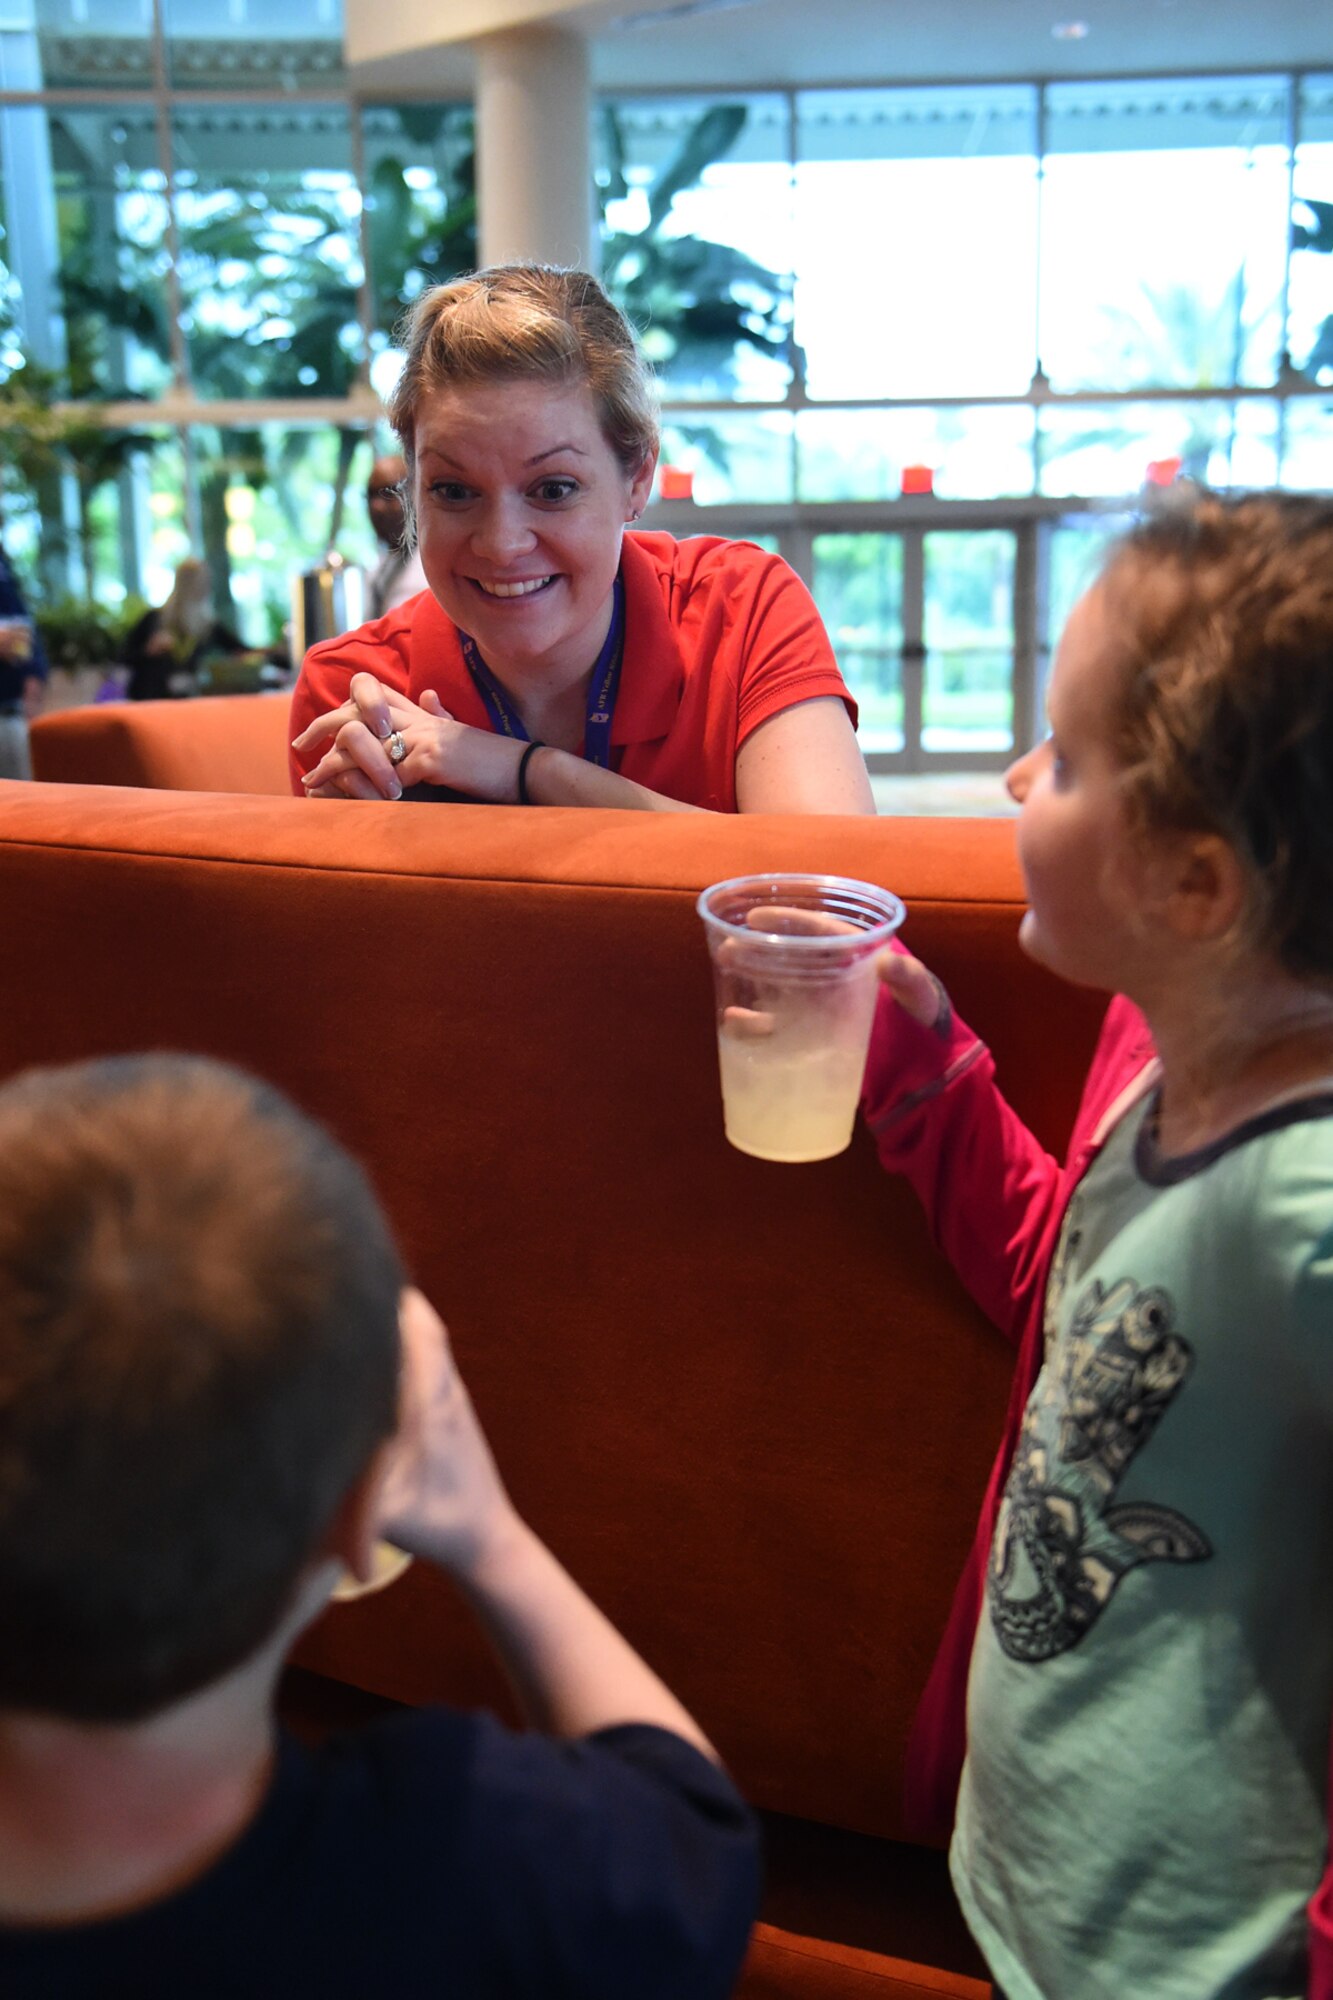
[733,553,858,747]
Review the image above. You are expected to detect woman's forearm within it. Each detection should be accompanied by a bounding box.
[393,712,704,813]
[520,742,700,813]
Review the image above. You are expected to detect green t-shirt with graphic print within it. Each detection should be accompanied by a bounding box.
[952,1089,1333,2000]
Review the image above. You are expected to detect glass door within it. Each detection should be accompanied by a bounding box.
[920,529,1016,762]
[812,525,1025,772]
[810,532,905,755]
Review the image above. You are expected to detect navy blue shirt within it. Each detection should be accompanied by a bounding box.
[0,545,47,710]
[0,1710,760,1997]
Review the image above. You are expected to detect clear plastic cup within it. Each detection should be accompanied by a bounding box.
[330,1540,413,1602]
[0,618,33,662]
[697,873,906,1163]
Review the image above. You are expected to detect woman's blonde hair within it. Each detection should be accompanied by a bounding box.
[387,264,659,477]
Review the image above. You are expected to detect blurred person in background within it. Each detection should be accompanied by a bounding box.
[0,533,48,783]
[365,453,427,619]
[122,557,268,702]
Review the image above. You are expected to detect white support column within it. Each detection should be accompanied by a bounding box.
[474,26,594,271]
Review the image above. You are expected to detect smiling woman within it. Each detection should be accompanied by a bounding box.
[289,264,875,815]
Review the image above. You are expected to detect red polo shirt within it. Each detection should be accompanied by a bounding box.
[289,531,856,812]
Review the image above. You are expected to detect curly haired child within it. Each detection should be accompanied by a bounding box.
[865,490,1333,1999]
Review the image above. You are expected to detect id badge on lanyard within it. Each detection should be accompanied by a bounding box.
[458,576,625,769]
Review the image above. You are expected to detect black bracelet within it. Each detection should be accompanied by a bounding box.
[516,739,546,806]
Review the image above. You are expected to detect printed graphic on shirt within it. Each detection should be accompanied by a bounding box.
[988,1271,1212,1663]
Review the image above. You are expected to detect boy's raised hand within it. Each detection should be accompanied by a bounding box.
[376,1288,519,1578]
[374,1293,718,1754]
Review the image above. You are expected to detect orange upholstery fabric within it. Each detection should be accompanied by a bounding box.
[741,1925,991,1998]
[29,691,292,795]
[0,780,1105,1850]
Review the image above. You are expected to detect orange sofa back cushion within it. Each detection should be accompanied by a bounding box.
[29,692,293,795]
[0,782,1105,1843]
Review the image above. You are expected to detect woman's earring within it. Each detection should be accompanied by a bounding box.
[627,508,640,522]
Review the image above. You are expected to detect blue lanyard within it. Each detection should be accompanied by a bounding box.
[458,576,625,769]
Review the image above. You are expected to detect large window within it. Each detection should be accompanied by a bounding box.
[640,74,1328,514]
[1291,76,1333,384]
[627,75,1331,765]
[1040,77,1289,395]
[361,103,475,356]
[172,104,362,402]
[14,0,155,91]
[0,32,1328,716]
[795,86,1039,403]
[796,405,1037,503]
[161,0,342,93]
[596,94,794,402]
[46,108,173,400]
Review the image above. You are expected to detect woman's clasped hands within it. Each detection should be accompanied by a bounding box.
[293,671,477,802]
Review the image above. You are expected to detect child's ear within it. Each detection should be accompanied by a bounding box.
[1160,830,1248,944]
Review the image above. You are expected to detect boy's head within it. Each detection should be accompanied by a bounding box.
[0,1055,403,1724]
[1099,489,1333,980]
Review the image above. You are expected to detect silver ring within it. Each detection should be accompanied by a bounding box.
[385,731,407,766]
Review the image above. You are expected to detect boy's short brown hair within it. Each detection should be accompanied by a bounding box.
[1100,489,1333,980]
[0,1055,402,1722]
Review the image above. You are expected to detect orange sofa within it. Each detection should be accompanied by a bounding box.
[30,689,293,795]
[0,756,1107,1992]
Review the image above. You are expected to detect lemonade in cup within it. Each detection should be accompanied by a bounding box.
[698,873,905,1163]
